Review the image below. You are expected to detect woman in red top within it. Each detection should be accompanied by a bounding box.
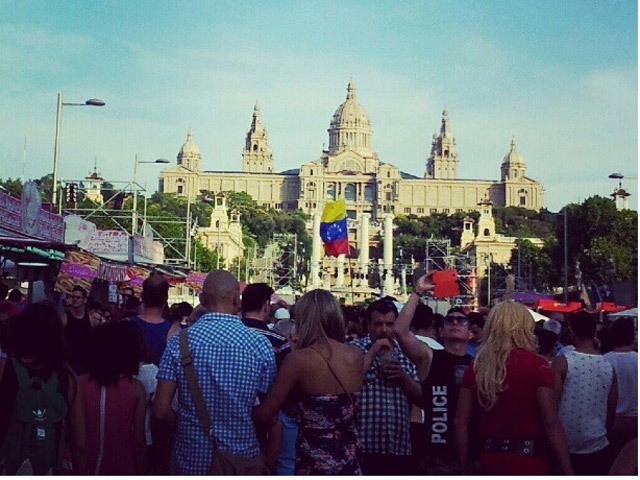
[454,301,573,475]
[80,322,146,475]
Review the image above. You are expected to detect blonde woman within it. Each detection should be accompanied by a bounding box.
[454,301,573,475]
[254,289,364,475]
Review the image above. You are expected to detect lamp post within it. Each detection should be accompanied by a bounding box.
[563,206,568,302]
[485,253,493,306]
[132,156,169,235]
[52,92,105,208]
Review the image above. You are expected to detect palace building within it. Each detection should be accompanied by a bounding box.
[158,81,544,297]
[159,80,543,218]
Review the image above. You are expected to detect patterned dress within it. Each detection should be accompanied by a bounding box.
[294,393,362,475]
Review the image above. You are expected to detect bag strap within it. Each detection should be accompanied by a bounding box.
[10,358,32,389]
[179,329,218,449]
[309,346,357,418]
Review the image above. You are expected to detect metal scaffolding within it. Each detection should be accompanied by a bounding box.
[246,233,299,292]
[424,237,479,309]
[59,179,192,266]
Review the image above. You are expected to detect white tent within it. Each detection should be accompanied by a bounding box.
[608,308,638,318]
[528,310,550,323]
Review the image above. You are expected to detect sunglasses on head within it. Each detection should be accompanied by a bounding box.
[444,315,469,327]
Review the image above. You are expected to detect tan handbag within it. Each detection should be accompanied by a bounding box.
[179,330,269,476]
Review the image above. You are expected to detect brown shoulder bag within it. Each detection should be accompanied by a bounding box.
[179,329,269,475]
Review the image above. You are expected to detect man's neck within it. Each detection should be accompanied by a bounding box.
[243,312,266,323]
[612,345,634,353]
[574,338,598,354]
[444,339,467,356]
[70,306,85,318]
[139,306,165,324]
[207,306,238,316]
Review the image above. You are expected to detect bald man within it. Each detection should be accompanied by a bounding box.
[153,270,277,475]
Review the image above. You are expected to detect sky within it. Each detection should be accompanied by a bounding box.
[0,0,637,212]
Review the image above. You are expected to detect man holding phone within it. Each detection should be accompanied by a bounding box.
[350,299,422,475]
[393,273,473,474]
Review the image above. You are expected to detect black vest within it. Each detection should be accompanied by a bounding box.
[420,349,472,459]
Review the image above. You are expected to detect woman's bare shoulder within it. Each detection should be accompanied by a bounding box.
[345,343,365,360]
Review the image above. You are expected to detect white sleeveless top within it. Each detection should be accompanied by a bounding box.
[558,350,612,454]
[604,351,638,416]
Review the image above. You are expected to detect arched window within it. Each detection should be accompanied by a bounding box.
[253,144,258,151]
[345,184,356,202]
[484,228,490,237]
[327,184,336,200]
[364,185,374,202]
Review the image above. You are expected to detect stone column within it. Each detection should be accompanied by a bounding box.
[311,212,322,289]
[323,271,331,290]
[336,254,345,287]
[401,264,407,299]
[383,213,395,296]
[359,213,371,287]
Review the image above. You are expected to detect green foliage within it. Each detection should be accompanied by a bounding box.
[0,178,23,197]
[508,237,557,290]
[394,211,479,261]
[225,191,311,258]
[558,196,638,283]
[493,206,556,238]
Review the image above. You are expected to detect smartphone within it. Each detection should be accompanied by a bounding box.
[412,267,427,287]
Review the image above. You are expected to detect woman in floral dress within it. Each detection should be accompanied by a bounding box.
[254,289,364,475]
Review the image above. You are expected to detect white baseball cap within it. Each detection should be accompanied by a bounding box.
[274,308,290,320]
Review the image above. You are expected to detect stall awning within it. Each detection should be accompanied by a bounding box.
[600,302,633,313]
[538,299,583,313]
[0,237,70,264]
[608,308,638,318]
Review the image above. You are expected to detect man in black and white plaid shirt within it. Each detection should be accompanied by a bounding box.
[351,298,422,475]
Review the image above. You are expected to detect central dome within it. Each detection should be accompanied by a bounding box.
[331,80,371,127]
[328,80,373,155]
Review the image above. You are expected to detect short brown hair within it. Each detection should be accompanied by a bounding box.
[141,272,169,309]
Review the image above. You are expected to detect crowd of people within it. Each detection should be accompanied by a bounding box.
[0,270,636,475]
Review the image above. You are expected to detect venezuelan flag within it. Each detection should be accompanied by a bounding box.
[320,200,350,257]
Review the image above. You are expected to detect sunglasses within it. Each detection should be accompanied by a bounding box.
[444,315,469,327]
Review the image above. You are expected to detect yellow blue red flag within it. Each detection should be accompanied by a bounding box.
[320,200,350,257]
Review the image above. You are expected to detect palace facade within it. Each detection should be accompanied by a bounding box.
[159,80,543,221]
[159,81,545,298]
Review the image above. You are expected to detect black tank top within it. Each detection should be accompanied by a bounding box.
[420,349,472,460]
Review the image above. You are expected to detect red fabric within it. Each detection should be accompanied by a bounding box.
[79,375,136,475]
[324,237,349,257]
[461,348,554,475]
[538,299,582,312]
[0,301,21,318]
[600,302,628,312]
[480,452,548,475]
[433,281,459,298]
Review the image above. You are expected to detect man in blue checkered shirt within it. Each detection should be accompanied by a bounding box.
[153,270,277,475]
[350,298,422,475]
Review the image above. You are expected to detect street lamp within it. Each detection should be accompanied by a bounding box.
[484,253,493,306]
[52,92,105,208]
[132,156,169,235]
